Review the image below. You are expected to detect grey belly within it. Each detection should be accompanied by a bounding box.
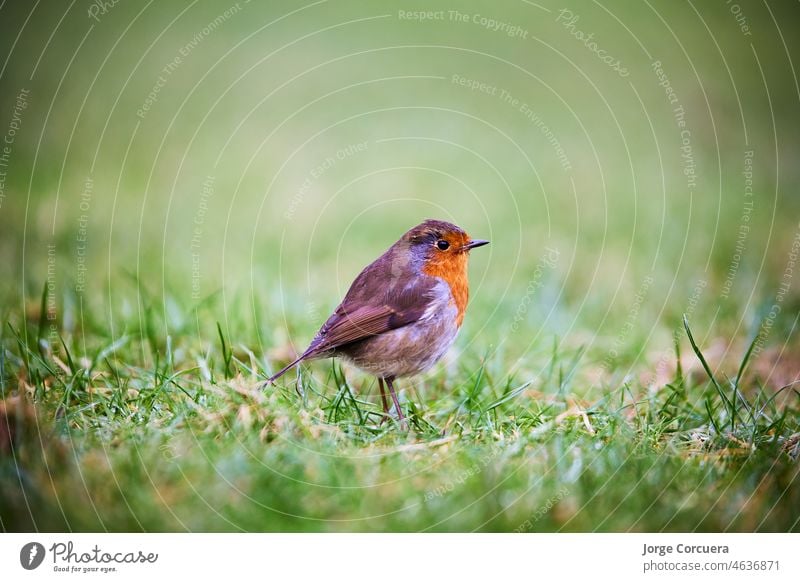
[339,303,460,378]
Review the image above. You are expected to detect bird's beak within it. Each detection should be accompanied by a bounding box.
[464,239,490,251]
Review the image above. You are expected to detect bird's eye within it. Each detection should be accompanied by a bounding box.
[436,239,450,251]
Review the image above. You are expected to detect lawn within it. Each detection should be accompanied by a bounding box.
[1,0,799,532]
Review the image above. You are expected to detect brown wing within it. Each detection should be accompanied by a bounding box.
[303,276,434,358]
[265,244,434,384]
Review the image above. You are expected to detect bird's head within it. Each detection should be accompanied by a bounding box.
[402,219,489,263]
[395,218,489,287]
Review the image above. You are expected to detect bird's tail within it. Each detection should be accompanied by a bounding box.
[261,354,305,388]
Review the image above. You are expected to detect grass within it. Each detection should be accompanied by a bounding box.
[1,294,798,532]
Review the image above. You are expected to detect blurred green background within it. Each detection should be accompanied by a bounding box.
[2,0,799,352]
[1,0,799,532]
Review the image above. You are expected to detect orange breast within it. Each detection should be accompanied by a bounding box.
[422,253,470,326]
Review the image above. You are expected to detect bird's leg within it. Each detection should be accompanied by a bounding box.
[378,377,390,415]
[385,376,405,421]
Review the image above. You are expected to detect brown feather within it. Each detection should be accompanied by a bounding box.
[303,266,436,358]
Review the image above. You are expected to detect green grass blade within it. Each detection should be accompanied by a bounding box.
[59,335,76,375]
[217,322,233,379]
[735,330,760,388]
[37,281,49,356]
[485,379,533,412]
[683,315,734,432]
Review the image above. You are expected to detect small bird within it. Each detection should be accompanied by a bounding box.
[265,219,489,421]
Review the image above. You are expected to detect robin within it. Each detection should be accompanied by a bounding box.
[265,219,489,421]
